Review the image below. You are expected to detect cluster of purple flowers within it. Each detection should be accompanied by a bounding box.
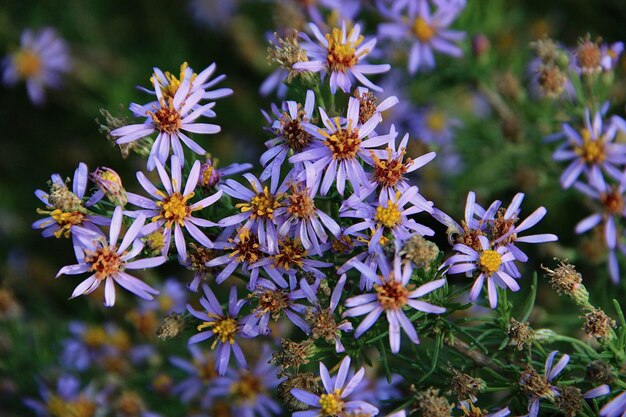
[547,103,626,282]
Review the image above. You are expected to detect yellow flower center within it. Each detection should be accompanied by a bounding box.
[194,354,218,382]
[375,278,409,310]
[426,110,446,133]
[601,189,624,215]
[326,27,364,72]
[273,239,307,270]
[82,326,108,348]
[154,192,194,226]
[46,394,96,417]
[228,228,262,264]
[148,98,183,134]
[319,389,345,416]
[14,48,42,78]
[412,17,436,42]
[84,246,123,280]
[145,229,166,252]
[371,148,413,189]
[287,185,316,219]
[375,199,402,229]
[321,118,361,160]
[478,250,502,274]
[198,316,238,349]
[49,209,86,238]
[575,129,605,164]
[230,373,264,403]
[151,62,197,101]
[236,186,281,220]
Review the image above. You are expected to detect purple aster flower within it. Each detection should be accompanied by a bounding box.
[197,155,252,190]
[341,186,435,251]
[56,206,164,307]
[520,351,570,417]
[170,345,220,407]
[24,375,103,417]
[601,42,624,71]
[291,355,379,417]
[574,173,626,283]
[218,173,284,254]
[601,390,626,417]
[378,0,465,74]
[209,344,282,417]
[275,180,341,256]
[187,284,255,375]
[261,90,317,191]
[294,21,391,93]
[241,277,311,336]
[111,75,221,171]
[290,97,395,196]
[126,156,222,263]
[343,250,445,353]
[300,275,353,352]
[550,106,626,188]
[253,236,332,290]
[33,162,109,256]
[3,27,70,105]
[445,235,519,308]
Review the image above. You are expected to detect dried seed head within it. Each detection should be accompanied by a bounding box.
[576,35,602,75]
[412,387,452,417]
[400,235,440,271]
[531,37,561,63]
[583,308,615,339]
[508,318,534,350]
[555,385,583,417]
[157,313,186,340]
[48,180,83,212]
[270,338,314,377]
[267,31,310,83]
[542,259,589,306]
[187,243,218,275]
[538,64,568,98]
[278,373,322,411]
[98,108,151,158]
[519,365,554,400]
[354,89,378,125]
[450,369,485,401]
[306,307,342,344]
[585,360,615,385]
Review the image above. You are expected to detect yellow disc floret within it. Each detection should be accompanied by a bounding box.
[198,316,238,350]
[375,199,402,229]
[154,192,194,226]
[319,389,345,416]
[84,246,123,280]
[375,279,409,310]
[326,27,364,72]
[575,129,605,164]
[321,118,361,160]
[478,250,502,274]
[236,187,281,220]
[412,17,436,42]
[14,48,42,78]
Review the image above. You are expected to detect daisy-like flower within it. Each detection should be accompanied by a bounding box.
[275,180,341,256]
[187,284,255,375]
[294,21,391,93]
[219,173,283,254]
[242,278,311,336]
[261,90,317,191]
[126,156,222,263]
[24,375,102,417]
[601,390,626,417]
[378,0,465,74]
[574,173,626,283]
[111,75,221,171]
[341,186,435,251]
[300,275,353,352]
[291,355,379,417]
[169,345,220,407]
[343,250,445,353]
[445,235,519,308]
[2,27,70,105]
[253,237,332,290]
[519,351,607,417]
[33,163,108,253]
[145,62,233,103]
[210,345,282,417]
[56,206,165,307]
[549,106,626,188]
[290,97,395,196]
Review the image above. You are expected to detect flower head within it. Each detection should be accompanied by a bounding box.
[3,27,70,105]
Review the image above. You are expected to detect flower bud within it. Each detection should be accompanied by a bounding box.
[198,157,222,189]
[92,167,127,206]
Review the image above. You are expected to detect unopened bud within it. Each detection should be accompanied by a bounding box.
[92,167,127,206]
[472,34,490,58]
[198,157,222,189]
